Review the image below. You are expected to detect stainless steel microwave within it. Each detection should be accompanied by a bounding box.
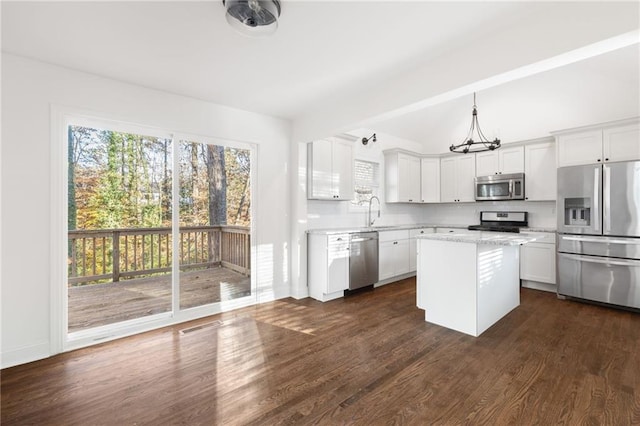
[475,173,525,201]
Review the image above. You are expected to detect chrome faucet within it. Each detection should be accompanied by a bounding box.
[368,196,381,227]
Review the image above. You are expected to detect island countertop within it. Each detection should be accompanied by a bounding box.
[416,231,540,246]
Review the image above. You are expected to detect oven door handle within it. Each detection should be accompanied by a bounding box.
[558,252,640,267]
[560,236,640,245]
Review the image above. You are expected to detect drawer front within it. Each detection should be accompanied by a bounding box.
[328,234,350,250]
[435,227,462,234]
[558,252,640,308]
[409,228,435,238]
[378,229,410,242]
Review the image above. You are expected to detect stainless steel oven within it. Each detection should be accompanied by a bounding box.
[474,173,525,201]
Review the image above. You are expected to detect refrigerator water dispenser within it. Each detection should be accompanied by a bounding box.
[564,198,591,226]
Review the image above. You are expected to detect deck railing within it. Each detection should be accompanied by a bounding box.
[68,225,250,286]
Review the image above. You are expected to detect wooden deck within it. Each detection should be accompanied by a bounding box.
[68,267,250,333]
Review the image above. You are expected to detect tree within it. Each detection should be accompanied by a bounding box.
[68,126,77,232]
[207,144,227,225]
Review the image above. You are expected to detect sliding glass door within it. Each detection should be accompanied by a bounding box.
[67,124,173,333]
[177,140,251,310]
[65,119,253,342]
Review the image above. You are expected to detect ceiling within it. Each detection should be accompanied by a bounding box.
[2,1,640,151]
[373,44,640,153]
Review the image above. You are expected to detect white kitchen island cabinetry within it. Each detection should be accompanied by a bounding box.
[307,138,353,200]
[416,232,537,337]
[307,233,350,301]
[378,229,410,281]
[440,155,476,203]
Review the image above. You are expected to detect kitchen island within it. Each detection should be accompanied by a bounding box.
[416,231,538,337]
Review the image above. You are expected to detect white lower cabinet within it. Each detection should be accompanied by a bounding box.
[378,230,410,281]
[435,227,463,234]
[409,228,435,271]
[520,232,556,292]
[308,233,349,301]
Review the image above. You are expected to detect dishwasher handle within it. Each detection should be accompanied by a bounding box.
[350,237,378,243]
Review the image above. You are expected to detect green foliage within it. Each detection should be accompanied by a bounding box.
[70,126,173,230]
[68,125,251,284]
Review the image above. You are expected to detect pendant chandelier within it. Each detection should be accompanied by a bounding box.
[449,93,500,154]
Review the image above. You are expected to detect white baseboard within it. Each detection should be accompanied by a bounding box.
[521,280,557,293]
[374,272,416,288]
[1,341,50,369]
[289,282,309,300]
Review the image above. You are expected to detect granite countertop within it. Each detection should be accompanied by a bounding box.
[520,227,557,233]
[416,231,540,246]
[306,224,467,235]
[306,224,555,235]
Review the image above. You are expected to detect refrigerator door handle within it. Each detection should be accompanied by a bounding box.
[593,167,600,232]
[558,252,640,267]
[603,165,611,233]
[561,236,640,245]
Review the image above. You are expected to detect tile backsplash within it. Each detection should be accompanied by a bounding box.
[306,200,556,230]
[421,200,556,228]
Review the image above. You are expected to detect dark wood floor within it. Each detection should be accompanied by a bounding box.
[3,278,640,425]
[68,267,251,332]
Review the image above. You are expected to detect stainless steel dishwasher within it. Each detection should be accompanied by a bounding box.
[349,231,379,290]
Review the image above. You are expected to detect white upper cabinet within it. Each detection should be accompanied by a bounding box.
[603,123,640,163]
[556,120,640,167]
[307,138,353,200]
[475,146,524,176]
[332,141,354,199]
[524,142,556,201]
[500,146,525,174]
[475,151,499,177]
[384,151,421,203]
[440,155,476,203]
[420,157,440,203]
[557,130,603,167]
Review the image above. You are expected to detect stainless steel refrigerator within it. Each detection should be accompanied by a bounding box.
[557,160,640,309]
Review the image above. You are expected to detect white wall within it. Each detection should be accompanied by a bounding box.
[1,54,292,367]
